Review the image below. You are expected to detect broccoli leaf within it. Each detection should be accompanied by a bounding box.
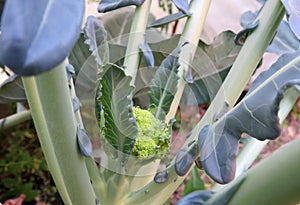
[175,143,197,176]
[139,41,155,69]
[0,75,26,103]
[281,0,300,39]
[172,0,189,14]
[69,34,92,75]
[148,41,187,120]
[95,64,138,162]
[98,0,145,13]
[177,177,245,205]
[84,16,109,69]
[148,12,188,28]
[182,31,241,105]
[198,51,300,184]
[0,0,84,76]
[267,21,300,54]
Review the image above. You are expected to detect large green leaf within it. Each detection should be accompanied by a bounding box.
[148,42,186,120]
[71,27,240,110]
[136,31,241,107]
[182,31,241,105]
[0,0,84,76]
[198,51,300,184]
[95,64,138,162]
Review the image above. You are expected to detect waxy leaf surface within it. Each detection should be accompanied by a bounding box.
[177,177,245,205]
[139,42,155,69]
[0,75,25,103]
[198,51,300,184]
[95,65,138,161]
[77,127,93,157]
[148,12,188,28]
[148,42,186,120]
[0,0,84,76]
[84,16,109,68]
[175,143,197,176]
[98,0,145,13]
[267,21,300,54]
[281,0,300,39]
[172,0,189,14]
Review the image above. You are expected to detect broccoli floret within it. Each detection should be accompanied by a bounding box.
[132,107,171,159]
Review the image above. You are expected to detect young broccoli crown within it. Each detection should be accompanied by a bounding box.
[132,107,171,159]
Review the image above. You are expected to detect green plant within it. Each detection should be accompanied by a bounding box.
[0,0,300,205]
[0,122,57,203]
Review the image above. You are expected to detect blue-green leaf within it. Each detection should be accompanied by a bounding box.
[148,12,188,28]
[69,33,92,75]
[172,0,189,14]
[281,0,300,39]
[0,0,84,76]
[198,51,300,184]
[177,177,245,205]
[98,0,145,13]
[0,74,26,103]
[234,20,259,45]
[148,42,187,121]
[182,31,241,105]
[267,21,300,54]
[77,127,93,157]
[139,42,155,69]
[84,16,109,69]
[175,143,197,176]
[240,10,258,29]
[95,64,138,162]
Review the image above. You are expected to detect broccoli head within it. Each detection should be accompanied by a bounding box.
[132,107,171,160]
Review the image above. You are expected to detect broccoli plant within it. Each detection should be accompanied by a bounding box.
[0,0,300,205]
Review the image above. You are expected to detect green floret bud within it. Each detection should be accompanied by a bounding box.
[132,107,171,160]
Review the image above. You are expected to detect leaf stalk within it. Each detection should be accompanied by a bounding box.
[22,62,95,205]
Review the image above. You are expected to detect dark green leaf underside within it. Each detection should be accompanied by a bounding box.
[198,51,300,184]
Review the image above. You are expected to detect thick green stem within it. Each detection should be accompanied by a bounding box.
[123,0,152,86]
[166,0,212,122]
[22,63,95,205]
[0,110,31,131]
[126,0,285,204]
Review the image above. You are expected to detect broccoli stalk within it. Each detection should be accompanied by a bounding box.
[132,107,171,160]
